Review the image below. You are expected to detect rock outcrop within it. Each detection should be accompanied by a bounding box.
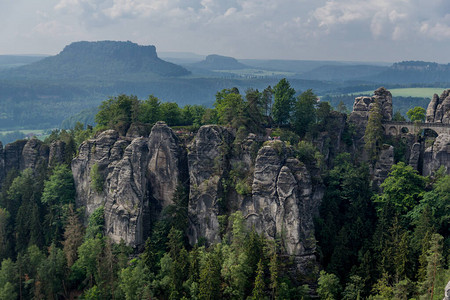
[426,89,450,123]
[72,122,186,247]
[423,133,450,176]
[242,141,323,274]
[444,280,450,300]
[349,87,393,142]
[372,145,394,190]
[0,139,51,181]
[187,125,234,246]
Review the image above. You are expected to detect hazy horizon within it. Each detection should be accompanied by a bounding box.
[2,1,450,63]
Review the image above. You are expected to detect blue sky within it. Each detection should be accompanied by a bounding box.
[2,0,450,62]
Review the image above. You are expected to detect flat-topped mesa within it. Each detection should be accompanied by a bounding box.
[426,89,450,123]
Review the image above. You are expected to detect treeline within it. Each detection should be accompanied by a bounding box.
[95,78,345,144]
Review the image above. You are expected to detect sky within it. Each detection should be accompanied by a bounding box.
[2,0,450,62]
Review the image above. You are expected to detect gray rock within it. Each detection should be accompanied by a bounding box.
[423,133,450,176]
[49,140,66,167]
[372,144,394,190]
[187,125,234,246]
[147,121,185,209]
[21,139,49,171]
[104,138,149,246]
[444,280,450,300]
[244,141,321,259]
[72,123,185,247]
[349,87,393,147]
[4,140,28,172]
[426,89,450,123]
[409,142,422,171]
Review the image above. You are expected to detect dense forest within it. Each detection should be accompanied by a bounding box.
[0,78,448,299]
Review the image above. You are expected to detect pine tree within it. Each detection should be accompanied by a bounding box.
[272,78,295,125]
[62,205,84,268]
[252,259,265,300]
[420,234,443,299]
[364,100,384,163]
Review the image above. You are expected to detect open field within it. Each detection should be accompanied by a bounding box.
[214,68,295,78]
[356,87,449,98]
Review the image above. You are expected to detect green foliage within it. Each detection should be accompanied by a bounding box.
[95,94,140,135]
[86,206,105,239]
[37,244,67,298]
[118,258,151,300]
[272,78,296,125]
[252,259,266,300]
[42,165,76,243]
[90,163,104,193]
[214,88,245,126]
[377,162,426,216]
[293,89,317,137]
[407,106,426,122]
[393,110,406,121]
[364,100,384,162]
[296,140,321,166]
[270,127,300,145]
[317,270,341,300]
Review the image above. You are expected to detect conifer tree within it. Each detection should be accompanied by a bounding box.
[420,234,443,299]
[364,100,384,163]
[252,259,265,300]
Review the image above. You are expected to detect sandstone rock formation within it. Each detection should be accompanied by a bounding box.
[426,89,450,123]
[187,125,234,246]
[72,122,186,247]
[372,145,394,191]
[423,133,450,176]
[242,141,323,273]
[0,138,51,181]
[409,142,422,171]
[349,87,393,141]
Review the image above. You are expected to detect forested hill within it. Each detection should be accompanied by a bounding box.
[368,60,450,84]
[190,54,249,70]
[2,41,190,80]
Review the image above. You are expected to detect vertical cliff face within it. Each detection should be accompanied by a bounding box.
[72,122,186,247]
[423,134,450,176]
[243,142,322,270]
[0,138,54,181]
[69,121,325,275]
[349,87,393,151]
[426,89,450,123]
[187,125,234,245]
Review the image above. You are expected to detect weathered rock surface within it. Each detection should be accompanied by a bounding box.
[373,87,393,121]
[426,89,450,123]
[349,87,393,145]
[148,121,186,210]
[423,133,450,176]
[409,142,422,171]
[187,125,234,246]
[72,122,186,247]
[444,280,450,300]
[372,145,394,190]
[0,139,50,182]
[243,141,323,266]
[48,140,67,167]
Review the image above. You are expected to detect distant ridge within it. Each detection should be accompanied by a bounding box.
[5,40,190,79]
[369,61,450,84]
[191,54,249,70]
